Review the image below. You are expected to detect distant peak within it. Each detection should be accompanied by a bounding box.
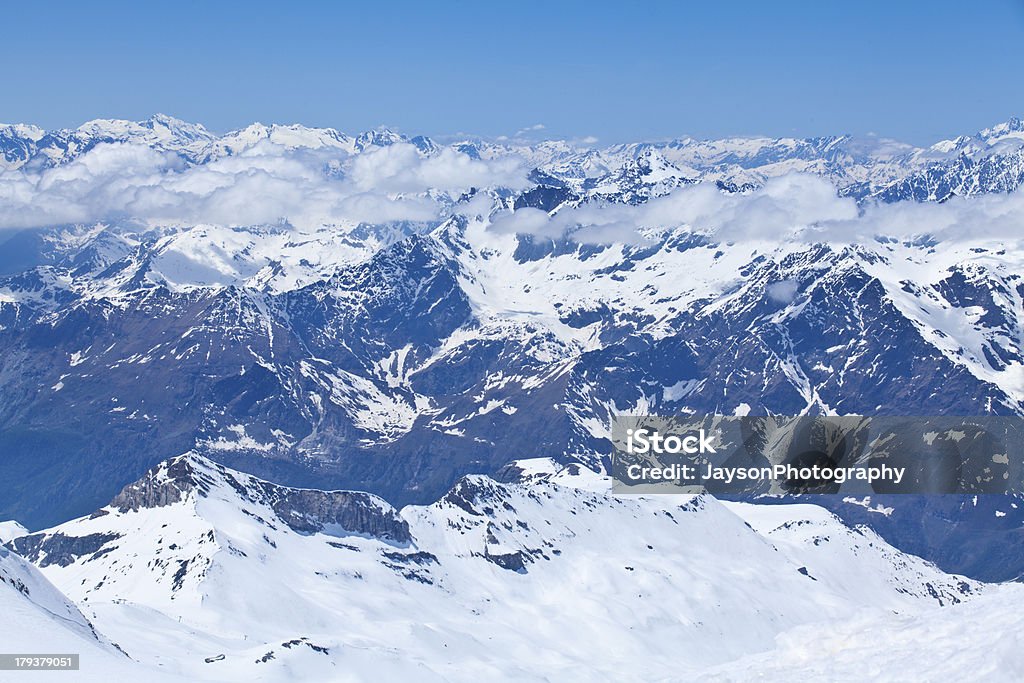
[355,128,407,150]
[147,113,186,125]
[0,122,45,141]
[981,116,1024,139]
[145,113,208,130]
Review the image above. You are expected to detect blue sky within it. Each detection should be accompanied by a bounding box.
[3,0,1022,144]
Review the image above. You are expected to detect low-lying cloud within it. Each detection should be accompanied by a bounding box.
[6,142,1022,247]
[488,173,1024,245]
[489,175,860,243]
[0,141,529,232]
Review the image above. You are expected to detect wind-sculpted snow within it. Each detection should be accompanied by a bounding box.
[1,454,989,682]
[0,544,100,642]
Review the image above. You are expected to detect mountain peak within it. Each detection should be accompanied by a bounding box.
[980,116,1024,141]
[108,453,213,512]
[355,127,407,150]
[108,453,411,542]
[142,113,214,139]
[0,122,45,141]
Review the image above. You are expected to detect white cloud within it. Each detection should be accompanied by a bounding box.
[349,144,527,194]
[486,174,858,243]
[839,190,1024,242]
[489,207,563,239]
[0,141,529,232]
[452,192,499,220]
[766,279,799,304]
[7,142,1023,250]
[485,173,1024,245]
[517,123,546,133]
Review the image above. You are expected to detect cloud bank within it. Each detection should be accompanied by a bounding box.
[4,139,1021,248]
[489,175,860,243]
[0,141,529,231]
[488,173,1024,245]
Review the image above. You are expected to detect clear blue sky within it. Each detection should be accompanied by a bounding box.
[3,0,1022,144]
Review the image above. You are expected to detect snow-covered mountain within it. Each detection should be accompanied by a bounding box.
[1,453,987,681]
[0,114,214,170]
[3,114,1024,199]
[3,212,1024,525]
[2,114,1024,587]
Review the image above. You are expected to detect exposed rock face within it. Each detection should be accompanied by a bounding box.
[110,456,208,512]
[9,532,122,568]
[113,454,411,543]
[263,488,410,543]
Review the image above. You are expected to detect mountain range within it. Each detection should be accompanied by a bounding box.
[1,115,1023,579]
[1,452,995,681]
[3,113,1024,679]
[4,114,1024,200]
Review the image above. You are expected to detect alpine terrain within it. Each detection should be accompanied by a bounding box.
[2,114,1024,680]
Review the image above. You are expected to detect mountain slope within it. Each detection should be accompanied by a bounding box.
[6,453,980,682]
[0,543,186,681]
[2,216,1024,533]
[703,582,1024,682]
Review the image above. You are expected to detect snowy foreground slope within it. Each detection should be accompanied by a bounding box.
[702,583,1024,682]
[0,545,181,682]
[5,454,1018,682]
